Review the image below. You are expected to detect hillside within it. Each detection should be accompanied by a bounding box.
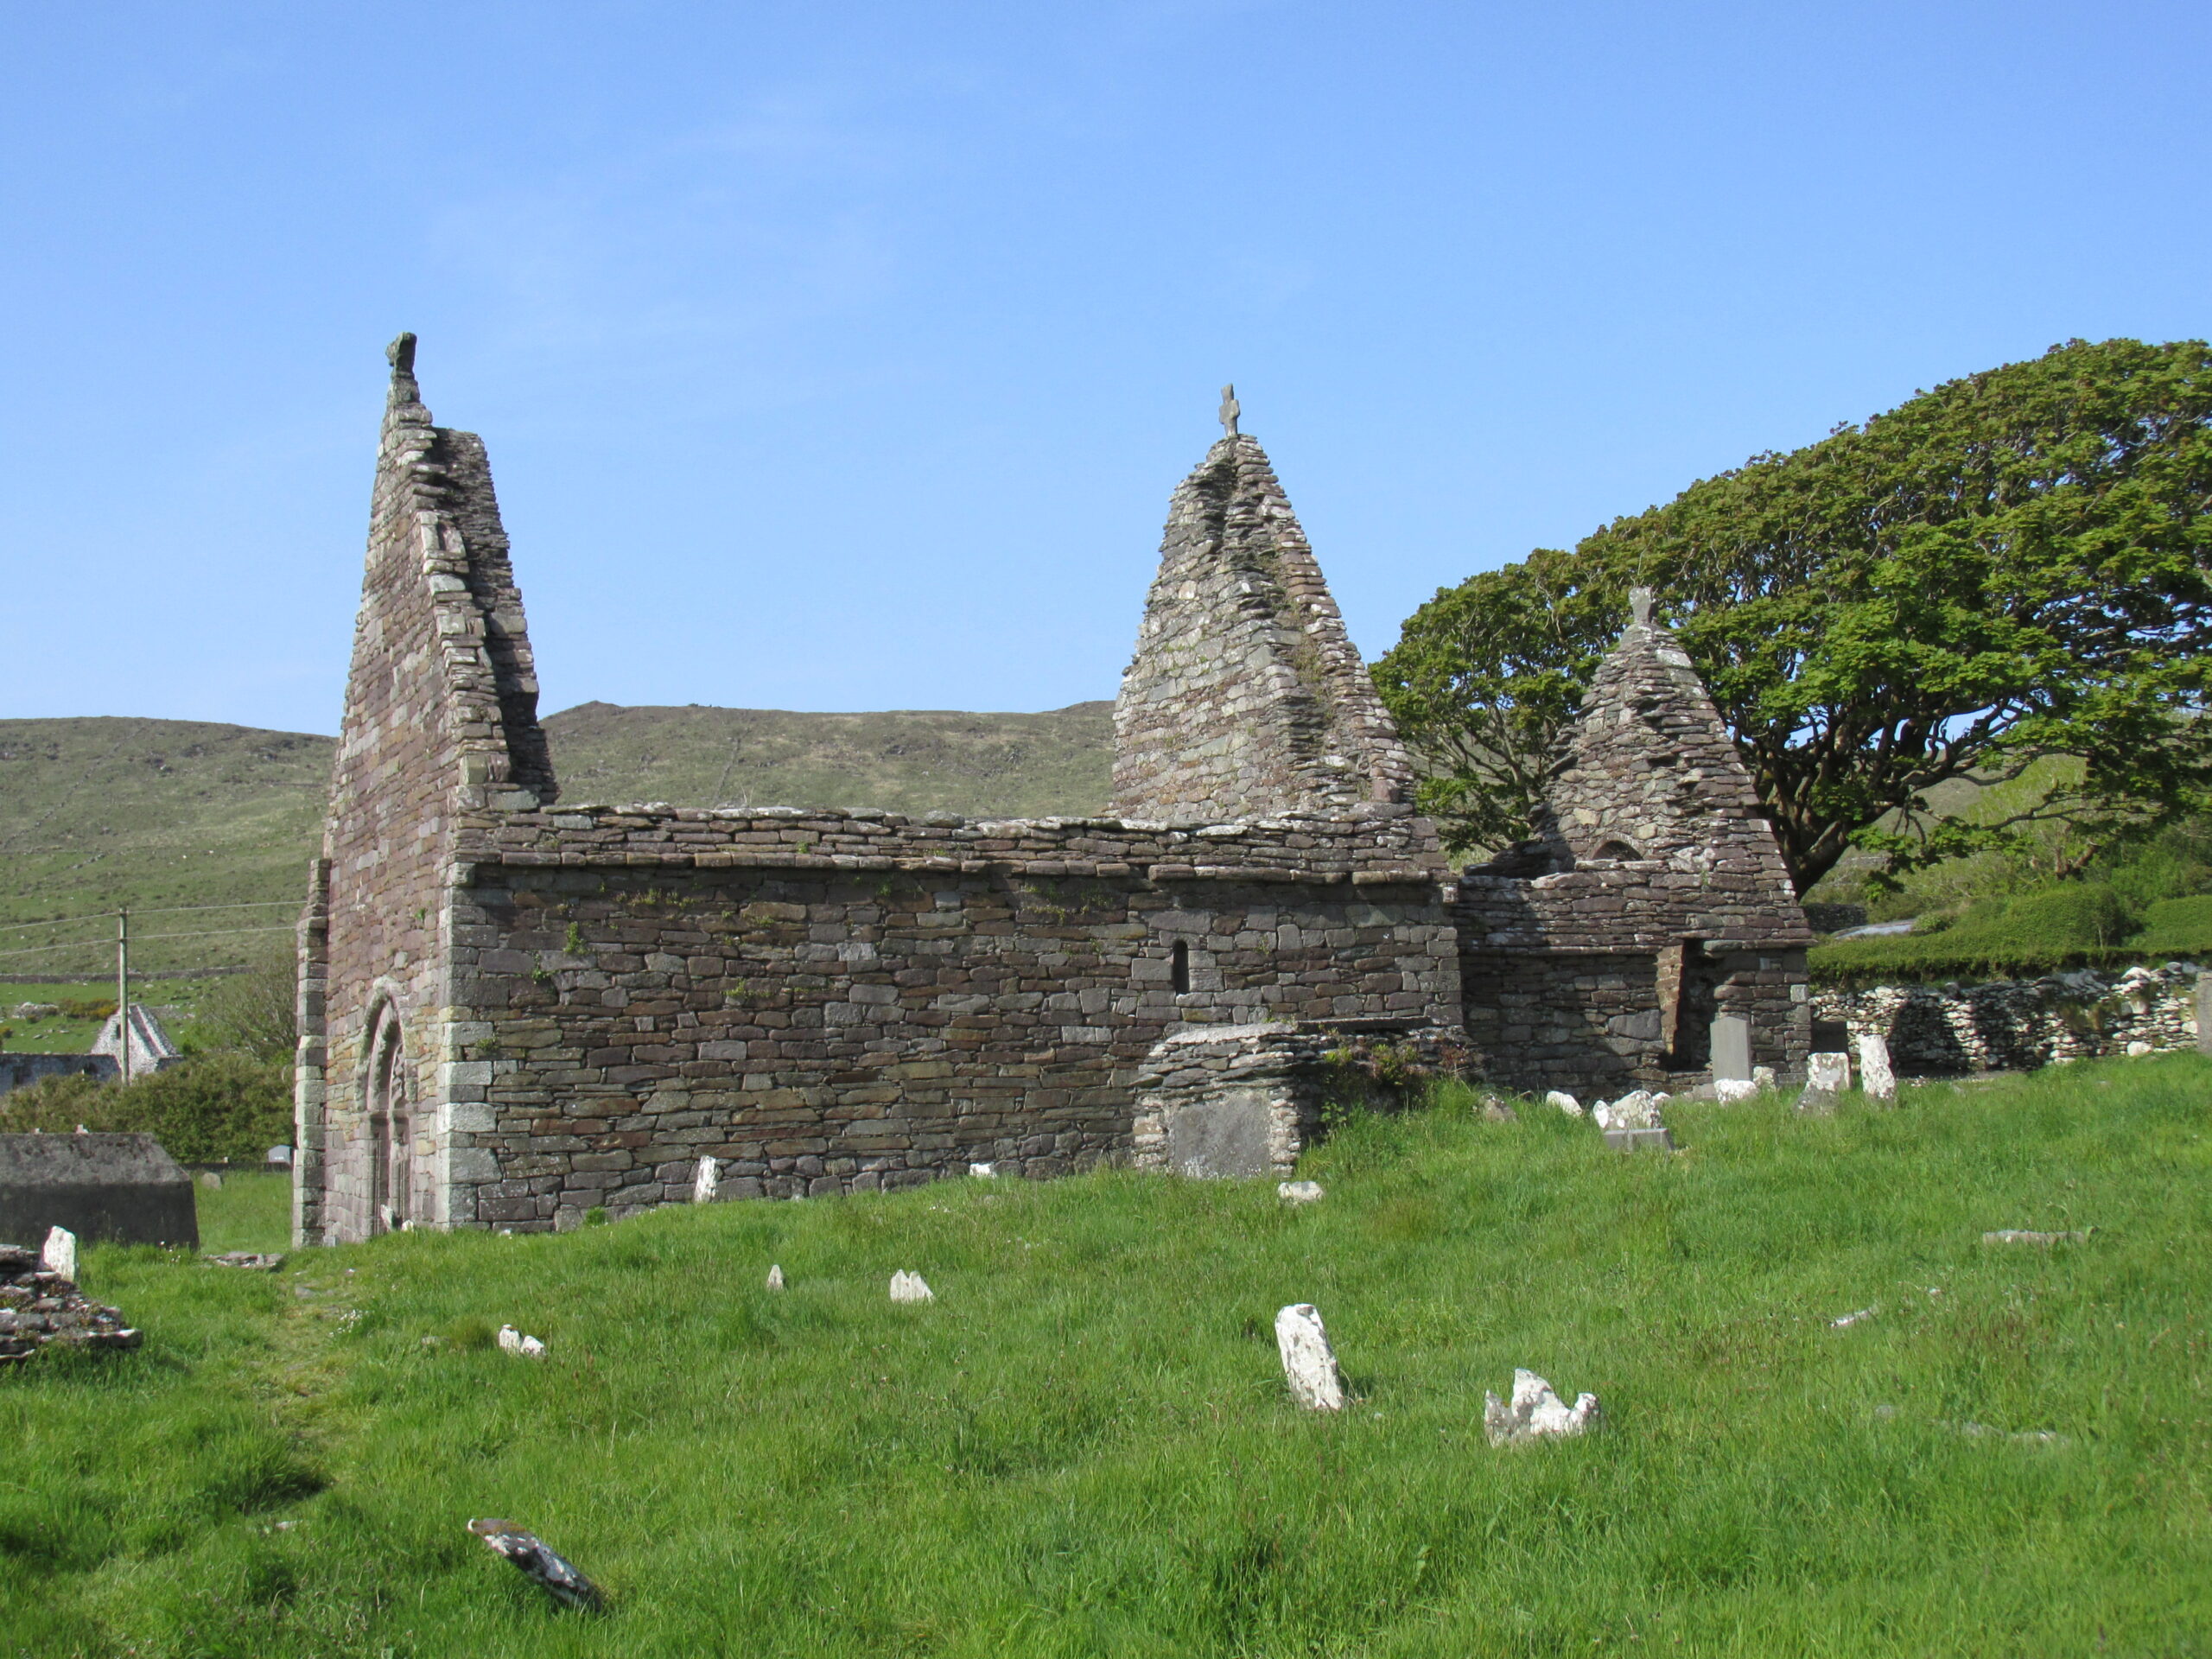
[6,1062,2208,1653]
[0,704,1114,977]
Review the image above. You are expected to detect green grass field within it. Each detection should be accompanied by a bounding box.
[5,1059,2209,1656]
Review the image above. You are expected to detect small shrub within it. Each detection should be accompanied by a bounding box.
[0,1053,291,1162]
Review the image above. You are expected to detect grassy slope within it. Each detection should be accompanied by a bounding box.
[5,1059,2209,1656]
[0,707,1113,983]
[541,701,1114,818]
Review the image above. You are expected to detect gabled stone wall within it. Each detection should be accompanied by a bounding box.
[1452,595,1813,1096]
[1110,433,1416,823]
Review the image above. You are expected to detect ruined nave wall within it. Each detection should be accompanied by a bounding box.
[431,804,1462,1229]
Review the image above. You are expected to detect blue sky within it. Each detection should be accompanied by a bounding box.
[3,2,2206,734]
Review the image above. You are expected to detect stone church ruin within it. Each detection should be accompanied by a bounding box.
[294,340,1808,1243]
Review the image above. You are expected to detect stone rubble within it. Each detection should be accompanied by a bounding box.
[1483,1369,1602,1446]
[1829,1306,1877,1328]
[0,1242,141,1363]
[1478,1096,1518,1122]
[1277,1180,1325,1203]
[1981,1229,2092,1246]
[206,1252,286,1271]
[1274,1303,1345,1411]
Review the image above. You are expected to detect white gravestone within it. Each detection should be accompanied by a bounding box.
[1854,1033,1897,1101]
[497,1325,547,1358]
[1592,1090,1665,1130]
[1277,1181,1325,1203]
[1711,1015,1752,1082]
[1798,1052,1851,1114]
[41,1225,76,1283]
[766,1264,785,1290]
[969,1161,997,1178]
[1274,1303,1346,1411]
[1544,1090,1583,1116]
[693,1156,719,1203]
[1483,1369,1602,1446]
[890,1270,934,1303]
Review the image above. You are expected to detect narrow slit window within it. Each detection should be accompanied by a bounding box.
[1171,939,1191,995]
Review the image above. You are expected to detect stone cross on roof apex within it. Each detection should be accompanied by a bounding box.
[1218,384,1240,437]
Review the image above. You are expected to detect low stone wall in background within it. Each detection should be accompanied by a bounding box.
[1812,962,2206,1075]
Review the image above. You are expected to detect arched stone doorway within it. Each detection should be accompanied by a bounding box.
[365,1007,415,1235]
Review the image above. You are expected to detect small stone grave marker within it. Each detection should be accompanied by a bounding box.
[41,1225,76,1283]
[890,1269,933,1303]
[1274,1303,1345,1411]
[497,1324,548,1357]
[1277,1181,1325,1203]
[766,1264,785,1290]
[693,1156,718,1203]
[1711,1015,1752,1082]
[1483,1369,1601,1446]
[1544,1090,1583,1116]
[1797,1052,1850,1115]
[1855,1033,1897,1102]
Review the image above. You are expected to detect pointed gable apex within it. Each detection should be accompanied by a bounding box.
[1110,429,1415,823]
[1532,590,1792,885]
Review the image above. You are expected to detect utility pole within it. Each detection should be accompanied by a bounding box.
[115,910,130,1083]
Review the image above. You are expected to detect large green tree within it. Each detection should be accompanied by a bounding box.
[1374,339,2212,893]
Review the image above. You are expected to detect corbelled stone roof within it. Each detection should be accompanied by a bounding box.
[1110,431,1416,823]
[1529,596,1797,893]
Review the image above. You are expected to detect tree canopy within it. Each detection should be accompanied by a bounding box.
[1373,338,2212,894]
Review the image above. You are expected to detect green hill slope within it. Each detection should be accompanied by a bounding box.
[7,1062,2209,1653]
[542,700,1113,817]
[0,704,1115,977]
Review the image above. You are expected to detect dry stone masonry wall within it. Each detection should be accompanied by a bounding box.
[298,354,1816,1243]
[1814,962,2207,1075]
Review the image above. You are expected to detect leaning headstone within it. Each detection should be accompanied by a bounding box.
[1797,1052,1851,1115]
[889,1269,934,1303]
[1274,1303,1345,1411]
[0,1133,196,1249]
[1277,1181,1325,1204]
[765,1264,785,1290]
[467,1518,605,1611]
[1711,1015,1752,1083]
[41,1225,76,1283]
[1484,1369,1602,1446]
[1855,1033,1897,1102]
[1544,1090,1583,1117]
[693,1155,719,1203]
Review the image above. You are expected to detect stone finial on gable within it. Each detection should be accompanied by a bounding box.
[1109,412,1419,824]
[1629,585,1654,626]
